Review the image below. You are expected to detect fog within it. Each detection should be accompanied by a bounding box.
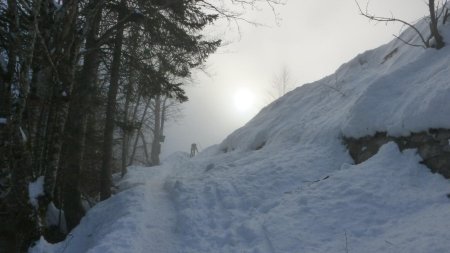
[161,0,428,157]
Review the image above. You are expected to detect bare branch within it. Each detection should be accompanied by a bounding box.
[392,34,427,48]
[355,0,432,48]
[321,73,345,97]
[197,0,261,26]
[436,0,448,20]
[35,24,61,84]
[443,6,450,24]
[323,83,346,97]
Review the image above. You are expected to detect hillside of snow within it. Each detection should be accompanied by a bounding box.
[31,15,450,253]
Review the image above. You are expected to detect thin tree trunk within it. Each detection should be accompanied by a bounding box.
[150,95,162,166]
[121,101,131,177]
[120,25,139,176]
[129,98,152,165]
[125,93,142,165]
[139,130,151,165]
[160,97,168,141]
[100,0,126,200]
[0,79,8,130]
[429,0,445,49]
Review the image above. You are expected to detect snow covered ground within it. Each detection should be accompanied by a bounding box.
[31,14,450,253]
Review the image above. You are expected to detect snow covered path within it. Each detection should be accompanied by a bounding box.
[31,165,180,253]
[130,167,179,252]
[161,144,450,253]
[33,144,450,253]
[96,165,180,253]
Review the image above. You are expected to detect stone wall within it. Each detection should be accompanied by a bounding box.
[343,129,450,178]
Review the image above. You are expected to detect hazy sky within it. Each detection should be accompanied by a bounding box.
[161,0,428,157]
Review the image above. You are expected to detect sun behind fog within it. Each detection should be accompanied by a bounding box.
[233,88,254,112]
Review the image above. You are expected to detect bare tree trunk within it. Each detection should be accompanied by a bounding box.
[125,93,143,165]
[42,0,80,208]
[121,126,130,176]
[120,25,140,176]
[150,95,162,166]
[139,130,151,165]
[121,92,132,176]
[160,97,168,141]
[129,98,151,165]
[429,0,445,49]
[100,0,126,200]
[0,79,8,130]
[62,0,102,230]
[2,0,41,250]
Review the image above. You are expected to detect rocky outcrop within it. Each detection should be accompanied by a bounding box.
[343,129,450,178]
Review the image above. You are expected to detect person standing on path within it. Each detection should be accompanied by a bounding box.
[190,143,198,157]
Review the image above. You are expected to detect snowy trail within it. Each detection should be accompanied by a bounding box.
[84,165,181,253]
[30,166,181,253]
[138,169,179,252]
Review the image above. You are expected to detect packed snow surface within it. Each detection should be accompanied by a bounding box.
[31,16,450,253]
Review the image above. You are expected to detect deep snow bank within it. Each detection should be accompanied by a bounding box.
[165,15,450,252]
[219,17,450,154]
[31,13,450,253]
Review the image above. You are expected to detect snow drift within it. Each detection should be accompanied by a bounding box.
[31,13,450,253]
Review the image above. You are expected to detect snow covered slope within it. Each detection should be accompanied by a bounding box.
[31,15,450,253]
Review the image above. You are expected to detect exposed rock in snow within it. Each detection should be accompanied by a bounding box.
[344,129,450,178]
